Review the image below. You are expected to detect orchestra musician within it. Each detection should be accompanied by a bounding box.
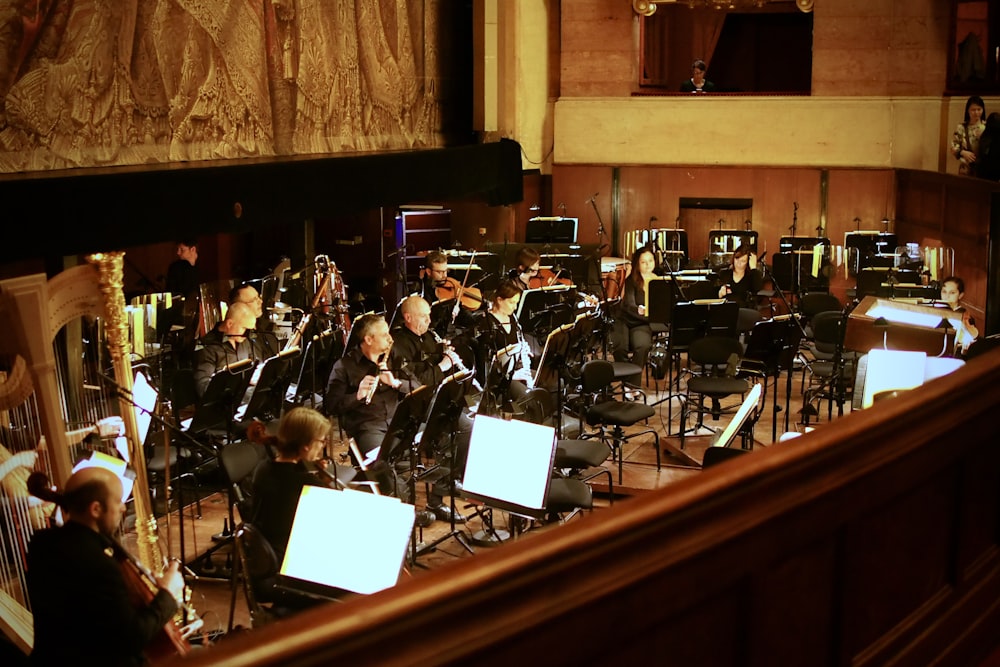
[612,246,657,387]
[390,295,471,523]
[249,407,335,564]
[479,281,534,405]
[164,237,200,298]
[27,466,185,667]
[325,314,415,458]
[229,282,278,355]
[193,301,266,398]
[419,250,483,336]
[940,276,980,354]
[508,247,541,291]
[718,242,763,309]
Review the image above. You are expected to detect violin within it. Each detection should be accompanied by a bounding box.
[434,276,484,310]
[26,472,192,661]
[245,418,345,489]
[528,267,573,290]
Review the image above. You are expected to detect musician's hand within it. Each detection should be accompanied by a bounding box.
[357,375,379,401]
[749,254,758,270]
[380,369,402,390]
[95,416,124,438]
[513,368,533,385]
[637,305,646,316]
[719,285,728,299]
[157,559,186,604]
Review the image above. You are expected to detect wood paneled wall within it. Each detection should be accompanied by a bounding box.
[170,343,1000,667]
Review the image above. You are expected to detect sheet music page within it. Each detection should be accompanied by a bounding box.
[281,487,412,595]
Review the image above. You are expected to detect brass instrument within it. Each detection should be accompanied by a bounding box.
[284,254,332,352]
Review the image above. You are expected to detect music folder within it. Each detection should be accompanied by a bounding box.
[461,415,556,520]
[280,487,415,596]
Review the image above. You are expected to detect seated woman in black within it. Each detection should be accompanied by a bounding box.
[477,280,534,410]
[718,243,762,309]
[250,407,329,563]
[940,275,980,355]
[612,246,657,386]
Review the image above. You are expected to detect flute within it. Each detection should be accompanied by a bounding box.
[364,352,388,404]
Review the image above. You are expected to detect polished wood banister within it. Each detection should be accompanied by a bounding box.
[174,347,1000,666]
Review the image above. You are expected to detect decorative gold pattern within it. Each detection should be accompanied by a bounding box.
[0,1,443,171]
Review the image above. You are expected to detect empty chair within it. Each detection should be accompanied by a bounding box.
[679,336,753,451]
[581,359,660,485]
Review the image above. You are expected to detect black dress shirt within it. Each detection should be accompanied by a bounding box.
[194,327,266,398]
[250,459,321,562]
[390,326,448,388]
[326,347,416,440]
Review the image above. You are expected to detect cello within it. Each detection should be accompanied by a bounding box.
[26,472,193,662]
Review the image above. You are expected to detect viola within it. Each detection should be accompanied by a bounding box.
[434,276,484,310]
[528,268,573,290]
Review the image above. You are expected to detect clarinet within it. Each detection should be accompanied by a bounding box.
[432,331,482,391]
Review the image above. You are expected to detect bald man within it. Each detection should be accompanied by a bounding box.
[27,467,184,666]
[390,295,464,388]
[194,301,266,397]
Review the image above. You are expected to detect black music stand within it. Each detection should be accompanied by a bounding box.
[187,360,254,436]
[526,217,578,243]
[516,286,575,343]
[742,317,801,442]
[242,348,301,423]
[412,371,476,563]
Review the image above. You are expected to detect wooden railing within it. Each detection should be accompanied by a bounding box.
[173,347,1000,667]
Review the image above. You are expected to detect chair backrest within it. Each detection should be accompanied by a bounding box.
[220,440,269,520]
[688,336,744,368]
[581,359,614,394]
[737,308,763,333]
[519,387,555,426]
[800,292,842,318]
[811,311,844,351]
[234,523,282,620]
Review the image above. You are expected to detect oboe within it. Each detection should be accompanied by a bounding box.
[432,331,482,391]
[364,352,388,405]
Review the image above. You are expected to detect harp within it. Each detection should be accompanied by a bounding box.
[0,253,166,653]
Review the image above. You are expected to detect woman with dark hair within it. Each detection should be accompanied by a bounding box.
[940,275,980,354]
[718,243,762,309]
[952,95,986,175]
[612,246,658,385]
[478,280,533,406]
[509,246,542,290]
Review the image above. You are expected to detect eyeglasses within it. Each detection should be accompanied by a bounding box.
[527,267,540,273]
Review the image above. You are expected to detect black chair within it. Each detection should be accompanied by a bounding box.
[520,388,614,501]
[802,311,856,421]
[679,336,753,452]
[581,360,660,485]
[232,523,327,628]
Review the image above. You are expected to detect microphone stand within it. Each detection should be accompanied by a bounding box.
[589,196,608,250]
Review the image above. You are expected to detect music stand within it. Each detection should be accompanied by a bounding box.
[516,285,575,342]
[413,370,476,562]
[742,316,801,442]
[526,217,578,243]
[187,359,254,436]
[242,348,301,423]
[532,322,574,393]
[461,415,555,521]
[706,383,763,451]
[279,486,414,596]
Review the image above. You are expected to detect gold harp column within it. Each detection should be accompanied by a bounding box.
[86,252,162,575]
